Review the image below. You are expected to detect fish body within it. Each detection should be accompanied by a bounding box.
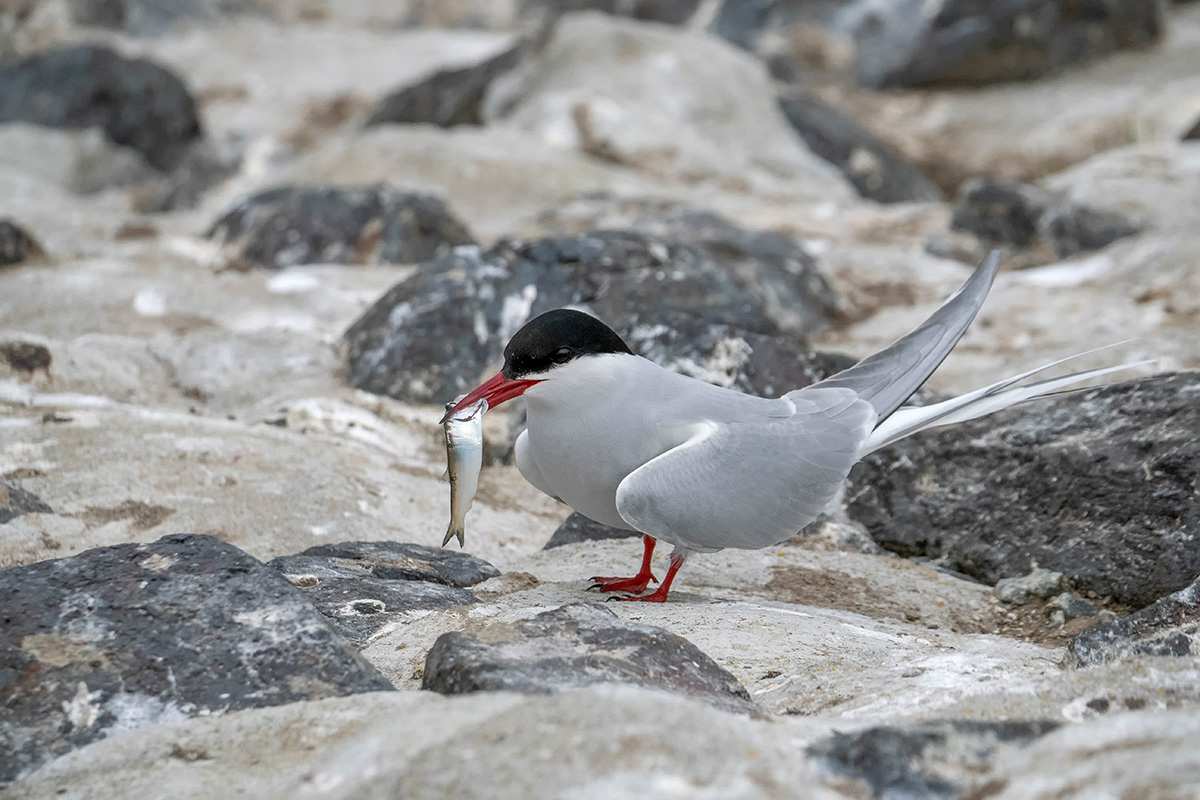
[442,398,486,547]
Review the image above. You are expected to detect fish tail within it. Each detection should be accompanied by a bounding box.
[442,524,465,548]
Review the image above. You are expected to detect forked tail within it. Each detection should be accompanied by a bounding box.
[859,344,1152,456]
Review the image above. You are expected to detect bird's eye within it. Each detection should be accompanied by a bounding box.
[552,347,573,364]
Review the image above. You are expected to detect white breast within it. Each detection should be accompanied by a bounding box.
[516,354,775,531]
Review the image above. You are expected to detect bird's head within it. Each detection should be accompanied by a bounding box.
[441,309,632,422]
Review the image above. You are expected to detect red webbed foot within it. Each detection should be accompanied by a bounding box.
[608,549,688,604]
[587,534,657,594]
[590,572,658,594]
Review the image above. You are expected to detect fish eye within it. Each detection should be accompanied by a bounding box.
[552,346,573,364]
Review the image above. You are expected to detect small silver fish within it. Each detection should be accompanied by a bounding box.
[442,398,486,548]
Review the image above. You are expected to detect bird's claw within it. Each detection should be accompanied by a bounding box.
[610,590,670,603]
[587,573,658,594]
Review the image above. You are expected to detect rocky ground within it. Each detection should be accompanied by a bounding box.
[2,1,1199,797]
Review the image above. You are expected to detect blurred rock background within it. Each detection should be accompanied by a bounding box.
[1,1,1198,797]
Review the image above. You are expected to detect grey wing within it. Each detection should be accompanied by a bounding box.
[815,251,999,423]
[614,388,875,552]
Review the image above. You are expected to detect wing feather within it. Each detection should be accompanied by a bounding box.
[615,388,875,552]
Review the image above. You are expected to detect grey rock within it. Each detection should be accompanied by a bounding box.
[268,541,498,645]
[996,568,1063,605]
[138,139,242,212]
[543,512,640,549]
[0,480,52,524]
[1046,592,1099,629]
[970,710,1200,800]
[950,178,1141,259]
[344,215,838,404]
[924,229,989,265]
[422,603,759,716]
[625,324,856,399]
[710,0,1164,89]
[778,90,941,204]
[206,185,476,269]
[280,541,501,588]
[0,218,45,266]
[366,44,523,129]
[0,44,202,171]
[846,373,1200,608]
[849,0,1165,89]
[951,178,1051,249]
[709,0,773,51]
[1068,575,1199,666]
[0,533,393,785]
[68,0,258,37]
[808,720,1060,799]
[269,556,482,646]
[1038,200,1143,258]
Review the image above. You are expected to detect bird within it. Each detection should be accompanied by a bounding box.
[442,253,1147,602]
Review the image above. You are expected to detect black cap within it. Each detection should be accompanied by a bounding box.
[502,309,633,379]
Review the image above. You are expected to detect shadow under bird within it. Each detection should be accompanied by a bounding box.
[442,253,1149,602]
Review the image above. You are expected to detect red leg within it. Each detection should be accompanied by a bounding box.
[614,550,687,603]
[589,535,658,594]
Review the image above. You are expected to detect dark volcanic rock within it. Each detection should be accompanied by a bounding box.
[950,178,1140,259]
[626,326,856,399]
[1046,592,1100,629]
[1039,200,1142,258]
[281,540,500,587]
[422,603,758,715]
[851,0,1164,89]
[0,533,392,785]
[778,91,941,204]
[543,512,640,549]
[808,720,1061,799]
[365,44,522,128]
[1068,576,1199,667]
[0,44,202,171]
[0,219,45,266]
[344,214,838,404]
[207,185,476,269]
[269,541,498,644]
[846,373,1200,608]
[269,543,494,645]
[951,179,1049,249]
[0,481,53,524]
[713,0,1163,89]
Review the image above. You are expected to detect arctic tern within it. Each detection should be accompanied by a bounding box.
[443,253,1147,602]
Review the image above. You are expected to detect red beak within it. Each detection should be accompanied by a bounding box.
[440,371,542,423]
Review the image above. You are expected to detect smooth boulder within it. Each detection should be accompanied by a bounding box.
[0,533,393,785]
[422,603,759,716]
[344,214,839,404]
[207,185,476,269]
[0,44,201,171]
